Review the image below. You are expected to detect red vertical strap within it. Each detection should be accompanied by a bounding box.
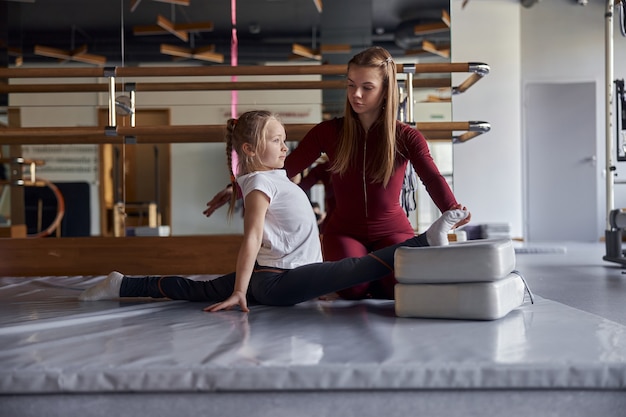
[230,0,239,176]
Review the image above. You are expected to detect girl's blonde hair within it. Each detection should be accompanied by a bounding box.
[225,110,281,218]
[331,46,399,187]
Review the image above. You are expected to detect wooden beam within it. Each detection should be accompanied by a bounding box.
[0,225,27,238]
[156,14,189,42]
[423,94,451,103]
[71,45,108,66]
[413,21,449,36]
[291,43,321,60]
[0,78,450,94]
[153,0,190,5]
[319,44,351,54]
[441,9,451,27]
[0,62,484,78]
[133,21,214,36]
[33,45,72,61]
[0,122,483,145]
[7,46,22,56]
[192,46,224,63]
[160,44,224,63]
[422,40,450,59]
[130,0,143,12]
[0,235,242,276]
[160,43,193,58]
[34,44,106,66]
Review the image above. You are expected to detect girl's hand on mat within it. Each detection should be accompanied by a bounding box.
[204,291,249,313]
[450,204,471,229]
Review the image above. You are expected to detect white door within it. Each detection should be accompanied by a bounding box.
[525,82,597,242]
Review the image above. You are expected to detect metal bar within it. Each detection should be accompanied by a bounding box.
[105,68,116,127]
[605,0,616,230]
[406,72,414,124]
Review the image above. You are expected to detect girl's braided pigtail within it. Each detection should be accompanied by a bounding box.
[225,118,238,219]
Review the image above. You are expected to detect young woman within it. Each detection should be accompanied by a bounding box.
[80,110,468,313]
[204,47,470,300]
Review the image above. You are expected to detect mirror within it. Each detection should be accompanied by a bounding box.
[1,1,453,238]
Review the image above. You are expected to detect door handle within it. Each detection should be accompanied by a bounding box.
[582,155,597,166]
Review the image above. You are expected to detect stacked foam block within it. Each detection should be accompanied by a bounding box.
[394,239,525,320]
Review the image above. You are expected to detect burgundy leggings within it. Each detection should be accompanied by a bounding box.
[322,230,415,300]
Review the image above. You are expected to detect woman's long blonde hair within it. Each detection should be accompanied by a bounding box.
[330,46,399,187]
[225,110,281,218]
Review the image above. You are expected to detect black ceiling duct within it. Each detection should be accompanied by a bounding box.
[521,0,541,8]
[393,18,449,51]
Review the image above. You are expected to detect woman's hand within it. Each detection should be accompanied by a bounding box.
[450,204,471,229]
[204,290,249,313]
[203,186,234,217]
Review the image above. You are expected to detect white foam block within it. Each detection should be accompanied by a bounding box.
[394,273,526,320]
[395,238,515,284]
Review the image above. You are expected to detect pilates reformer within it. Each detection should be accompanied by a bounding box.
[0,157,65,238]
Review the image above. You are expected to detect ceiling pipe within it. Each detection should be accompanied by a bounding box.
[394,18,449,50]
[521,0,541,8]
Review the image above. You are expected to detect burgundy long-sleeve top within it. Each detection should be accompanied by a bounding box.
[285,117,458,240]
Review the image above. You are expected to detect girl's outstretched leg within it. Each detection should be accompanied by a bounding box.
[79,271,237,302]
[78,271,124,301]
[78,271,169,301]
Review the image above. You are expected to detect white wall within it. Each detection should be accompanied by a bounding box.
[451,0,523,238]
[520,0,626,237]
[451,0,626,241]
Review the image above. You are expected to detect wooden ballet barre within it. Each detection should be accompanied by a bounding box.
[0,157,45,166]
[0,62,488,78]
[452,63,490,94]
[408,121,491,143]
[0,179,50,187]
[0,77,453,94]
[0,63,488,96]
[0,157,46,184]
[453,121,491,143]
[0,122,490,145]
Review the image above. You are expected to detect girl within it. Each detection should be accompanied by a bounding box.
[80,110,468,313]
[204,47,470,300]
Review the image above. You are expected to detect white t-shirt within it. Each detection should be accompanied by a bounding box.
[237,169,323,269]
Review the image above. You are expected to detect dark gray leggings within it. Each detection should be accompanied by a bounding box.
[120,233,429,306]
